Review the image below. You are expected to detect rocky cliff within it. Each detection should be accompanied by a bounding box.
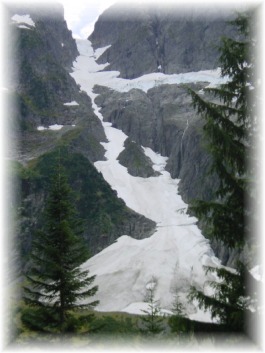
[94,83,219,204]
[6,2,241,272]
[7,3,106,164]
[89,3,237,79]
[88,3,237,206]
[89,3,241,265]
[93,82,240,265]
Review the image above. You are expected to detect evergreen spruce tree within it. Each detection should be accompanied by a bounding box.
[168,294,189,334]
[186,11,259,333]
[189,264,247,332]
[187,12,254,250]
[140,281,164,334]
[22,160,99,333]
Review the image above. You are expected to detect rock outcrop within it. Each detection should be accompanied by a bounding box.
[94,83,219,204]
[118,138,158,178]
[94,83,244,266]
[7,3,107,164]
[89,3,237,79]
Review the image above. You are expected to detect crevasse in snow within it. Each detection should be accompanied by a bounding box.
[71,39,222,321]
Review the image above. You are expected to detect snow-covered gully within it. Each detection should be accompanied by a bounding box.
[71,39,224,321]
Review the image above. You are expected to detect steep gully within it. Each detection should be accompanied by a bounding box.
[70,39,225,321]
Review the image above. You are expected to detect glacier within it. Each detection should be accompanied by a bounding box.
[70,39,224,321]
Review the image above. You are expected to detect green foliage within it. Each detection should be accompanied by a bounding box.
[20,305,97,336]
[59,128,82,145]
[19,27,42,50]
[168,315,194,335]
[17,146,135,270]
[139,283,165,334]
[21,146,126,226]
[16,303,144,342]
[118,138,155,177]
[186,11,258,334]
[187,12,254,249]
[10,161,40,182]
[91,315,139,335]
[172,294,184,316]
[168,294,192,335]
[22,159,99,333]
[168,315,232,335]
[189,263,248,332]
[19,61,66,114]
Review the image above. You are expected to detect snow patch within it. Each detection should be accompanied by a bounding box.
[121,302,173,316]
[188,302,217,323]
[48,124,64,131]
[11,14,35,27]
[142,147,168,173]
[37,126,47,131]
[94,45,111,60]
[17,25,32,30]
[37,124,75,131]
[63,101,79,106]
[250,265,263,282]
[121,302,151,315]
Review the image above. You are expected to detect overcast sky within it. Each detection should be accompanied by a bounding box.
[59,0,117,39]
[58,0,257,39]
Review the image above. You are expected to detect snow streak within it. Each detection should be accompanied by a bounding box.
[71,39,222,321]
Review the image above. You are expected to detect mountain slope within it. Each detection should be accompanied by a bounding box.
[70,38,224,319]
[89,3,237,79]
[7,4,156,276]
[88,3,244,266]
[8,3,106,163]
[7,2,246,320]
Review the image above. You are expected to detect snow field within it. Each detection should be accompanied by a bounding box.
[73,39,227,94]
[72,39,222,321]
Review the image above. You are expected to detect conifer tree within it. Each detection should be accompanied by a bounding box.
[168,294,189,334]
[189,264,247,332]
[140,281,164,334]
[186,11,259,333]
[187,12,255,250]
[22,160,99,333]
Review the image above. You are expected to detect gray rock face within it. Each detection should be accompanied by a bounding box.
[94,83,242,265]
[94,83,218,204]
[89,3,237,79]
[8,4,157,276]
[118,138,158,178]
[8,3,78,71]
[7,3,107,165]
